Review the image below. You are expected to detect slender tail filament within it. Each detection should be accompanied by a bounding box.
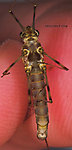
[45,138,50,150]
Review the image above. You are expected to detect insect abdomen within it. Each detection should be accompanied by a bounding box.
[30,68,49,140]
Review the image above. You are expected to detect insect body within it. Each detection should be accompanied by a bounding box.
[21,24,50,142]
[1,5,69,149]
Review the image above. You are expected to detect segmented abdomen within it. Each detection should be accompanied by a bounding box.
[30,67,49,140]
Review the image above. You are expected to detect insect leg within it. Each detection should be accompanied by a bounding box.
[32,5,36,30]
[35,83,51,103]
[44,69,53,103]
[44,52,69,71]
[37,61,67,70]
[27,76,31,105]
[34,80,52,103]
[28,89,31,105]
[45,138,50,150]
[1,55,23,78]
[9,10,25,31]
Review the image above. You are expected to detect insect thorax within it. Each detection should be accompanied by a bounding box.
[21,39,46,74]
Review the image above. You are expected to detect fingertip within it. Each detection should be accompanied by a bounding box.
[0,39,28,145]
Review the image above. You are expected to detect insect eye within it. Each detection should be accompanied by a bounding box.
[20,32,23,38]
[35,30,39,36]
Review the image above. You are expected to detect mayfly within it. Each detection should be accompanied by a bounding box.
[1,5,69,149]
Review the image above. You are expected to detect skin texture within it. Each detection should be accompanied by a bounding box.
[0,1,72,150]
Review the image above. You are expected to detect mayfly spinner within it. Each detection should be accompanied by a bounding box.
[1,5,69,149]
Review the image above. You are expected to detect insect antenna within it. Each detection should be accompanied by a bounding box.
[9,10,25,31]
[45,138,50,150]
[32,5,37,31]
